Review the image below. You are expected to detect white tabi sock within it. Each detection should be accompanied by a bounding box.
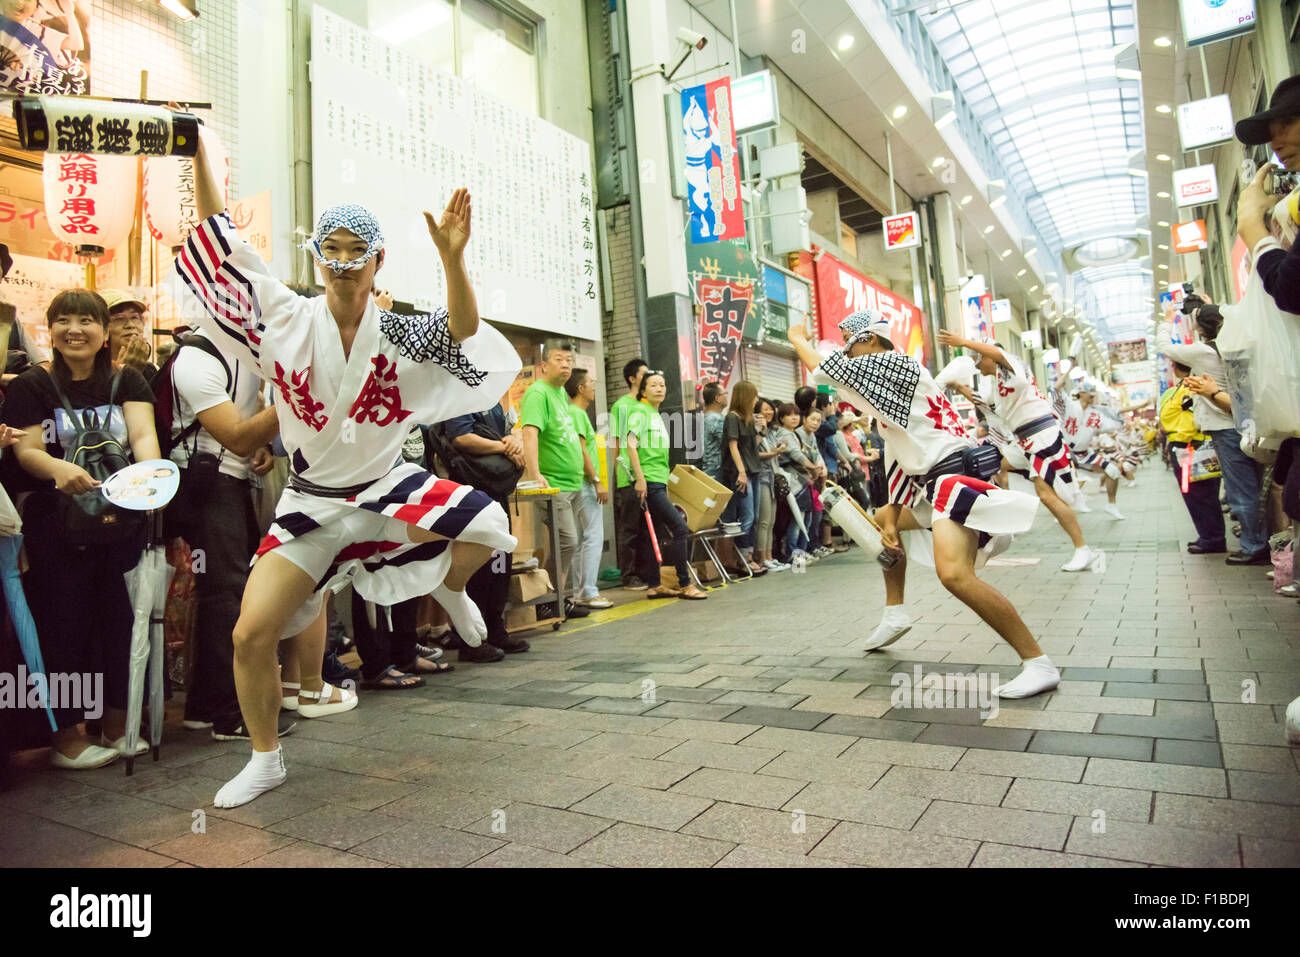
[434,583,488,647]
[864,605,911,652]
[213,746,287,809]
[1061,546,1093,572]
[993,655,1061,699]
[1105,503,1125,520]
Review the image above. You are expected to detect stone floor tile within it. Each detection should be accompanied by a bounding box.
[658,739,782,773]
[913,801,1071,851]
[1082,758,1228,797]
[970,843,1146,867]
[462,802,615,853]
[238,840,390,867]
[680,801,834,854]
[569,731,683,759]
[570,754,700,790]
[953,748,1087,782]
[466,843,609,867]
[756,751,888,788]
[714,845,846,867]
[648,718,760,743]
[816,714,926,740]
[810,821,979,867]
[916,724,1032,752]
[150,818,297,867]
[1027,731,1154,761]
[268,804,405,850]
[1227,769,1300,805]
[641,701,742,721]
[722,706,833,731]
[570,822,734,867]
[734,725,855,756]
[1239,836,1300,867]
[0,809,177,867]
[1152,739,1223,768]
[349,822,504,867]
[982,709,1098,733]
[569,783,713,830]
[1001,778,1153,822]
[1152,793,1300,840]
[669,768,807,810]
[1093,714,1218,742]
[782,782,929,830]
[1220,743,1300,774]
[1046,695,1155,716]
[1064,818,1240,867]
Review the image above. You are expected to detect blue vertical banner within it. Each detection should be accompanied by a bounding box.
[681,77,745,244]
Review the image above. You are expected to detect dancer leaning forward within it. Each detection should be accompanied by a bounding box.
[169,132,522,808]
[787,312,1060,699]
[935,329,1103,574]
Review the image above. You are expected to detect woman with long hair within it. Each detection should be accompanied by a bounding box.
[5,289,160,769]
[624,371,707,600]
[751,397,787,570]
[720,379,764,575]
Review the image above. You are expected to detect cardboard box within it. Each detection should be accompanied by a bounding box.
[666,464,733,531]
[508,568,553,605]
[510,498,538,559]
[692,560,722,583]
[504,605,537,631]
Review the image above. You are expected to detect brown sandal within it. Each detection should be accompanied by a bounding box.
[680,586,708,600]
[647,586,681,599]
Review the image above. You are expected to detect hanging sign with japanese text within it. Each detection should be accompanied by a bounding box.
[1172,219,1207,254]
[1173,164,1218,206]
[681,77,744,244]
[15,97,200,156]
[696,278,752,388]
[804,249,930,369]
[41,151,134,256]
[883,211,920,251]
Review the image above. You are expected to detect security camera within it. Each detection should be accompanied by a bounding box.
[677,27,708,50]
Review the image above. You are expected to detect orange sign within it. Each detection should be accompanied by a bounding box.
[229,191,273,263]
[1172,219,1207,254]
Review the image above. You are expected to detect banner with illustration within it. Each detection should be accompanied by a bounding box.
[0,0,91,96]
[681,77,744,244]
[696,278,752,388]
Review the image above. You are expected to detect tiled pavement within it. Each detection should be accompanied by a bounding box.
[3,470,1298,867]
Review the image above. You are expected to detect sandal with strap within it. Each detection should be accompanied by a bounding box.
[281,681,300,712]
[297,681,360,718]
[360,665,425,691]
[402,656,455,675]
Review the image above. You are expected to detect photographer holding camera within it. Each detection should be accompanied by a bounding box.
[1158,297,1268,564]
[1235,75,1300,310]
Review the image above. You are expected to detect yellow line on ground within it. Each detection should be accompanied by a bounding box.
[555,596,677,635]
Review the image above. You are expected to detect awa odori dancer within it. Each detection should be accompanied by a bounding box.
[936,330,1102,574]
[170,132,522,808]
[788,312,1059,699]
[1053,379,1127,520]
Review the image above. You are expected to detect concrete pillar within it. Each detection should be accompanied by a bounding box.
[931,192,966,365]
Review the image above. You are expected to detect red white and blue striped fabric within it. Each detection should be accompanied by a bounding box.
[923,471,1039,535]
[1020,427,1078,504]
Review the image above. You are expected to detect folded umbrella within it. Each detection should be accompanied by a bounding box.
[123,542,172,774]
[0,534,57,731]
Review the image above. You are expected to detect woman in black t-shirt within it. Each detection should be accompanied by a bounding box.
[720,380,765,576]
[5,289,159,770]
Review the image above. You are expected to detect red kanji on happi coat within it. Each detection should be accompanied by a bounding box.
[271,361,329,432]
[349,355,412,427]
[924,395,968,438]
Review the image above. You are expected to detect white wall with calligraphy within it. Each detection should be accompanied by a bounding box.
[309,5,600,342]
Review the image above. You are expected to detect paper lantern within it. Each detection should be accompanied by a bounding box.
[145,126,228,250]
[42,152,137,258]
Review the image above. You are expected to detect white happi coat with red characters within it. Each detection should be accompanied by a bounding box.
[168,212,521,605]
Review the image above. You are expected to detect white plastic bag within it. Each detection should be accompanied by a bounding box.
[0,482,20,537]
[1217,238,1300,440]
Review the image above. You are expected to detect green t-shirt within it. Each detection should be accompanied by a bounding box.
[566,403,598,482]
[627,401,670,484]
[520,380,584,491]
[610,393,639,488]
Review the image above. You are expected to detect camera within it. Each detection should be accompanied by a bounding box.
[676,27,708,50]
[1180,282,1203,316]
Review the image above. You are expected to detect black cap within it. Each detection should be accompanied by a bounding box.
[1236,74,1300,145]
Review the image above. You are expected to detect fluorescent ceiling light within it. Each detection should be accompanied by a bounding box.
[1158,264,1169,270]
[983,225,995,234]
[160,0,198,19]
[1017,268,1027,276]
[1156,153,1171,161]
[837,34,855,52]
[932,156,947,168]
[1029,285,1039,292]
[1001,248,1012,257]
[1157,244,1168,250]
[892,104,907,120]
[1116,68,1142,81]
[1128,169,1148,178]
[1136,227,1151,235]
[1156,104,1172,114]
[960,195,973,205]
[1157,220,1170,227]
[1156,191,1170,198]
[1154,36,1172,47]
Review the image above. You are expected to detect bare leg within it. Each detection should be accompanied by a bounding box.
[407,527,495,644]
[1034,477,1085,548]
[232,553,320,753]
[1104,475,1119,504]
[931,518,1041,659]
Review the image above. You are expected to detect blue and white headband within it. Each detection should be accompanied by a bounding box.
[838,309,890,347]
[302,204,385,273]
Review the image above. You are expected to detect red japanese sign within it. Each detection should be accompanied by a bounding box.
[1172,219,1207,254]
[696,278,752,388]
[681,77,745,244]
[799,249,930,369]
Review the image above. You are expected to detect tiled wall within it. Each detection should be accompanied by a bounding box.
[89,0,241,196]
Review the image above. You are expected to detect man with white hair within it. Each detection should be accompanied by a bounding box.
[788,312,1059,699]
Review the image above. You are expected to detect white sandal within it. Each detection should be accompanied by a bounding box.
[281,681,300,712]
[296,681,358,719]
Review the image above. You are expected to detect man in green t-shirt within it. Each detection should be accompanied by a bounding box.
[521,341,588,617]
[609,357,649,590]
[565,368,613,609]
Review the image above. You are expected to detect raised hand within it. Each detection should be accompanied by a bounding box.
[936,329,963,348]
[425,188,472,261]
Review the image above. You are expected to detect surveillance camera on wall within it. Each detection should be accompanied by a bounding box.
[677,27,708,50]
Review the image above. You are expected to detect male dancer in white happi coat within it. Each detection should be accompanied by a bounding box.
[788,312,1060,698]
[170,132,522,807]
[936,330,1101,573]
